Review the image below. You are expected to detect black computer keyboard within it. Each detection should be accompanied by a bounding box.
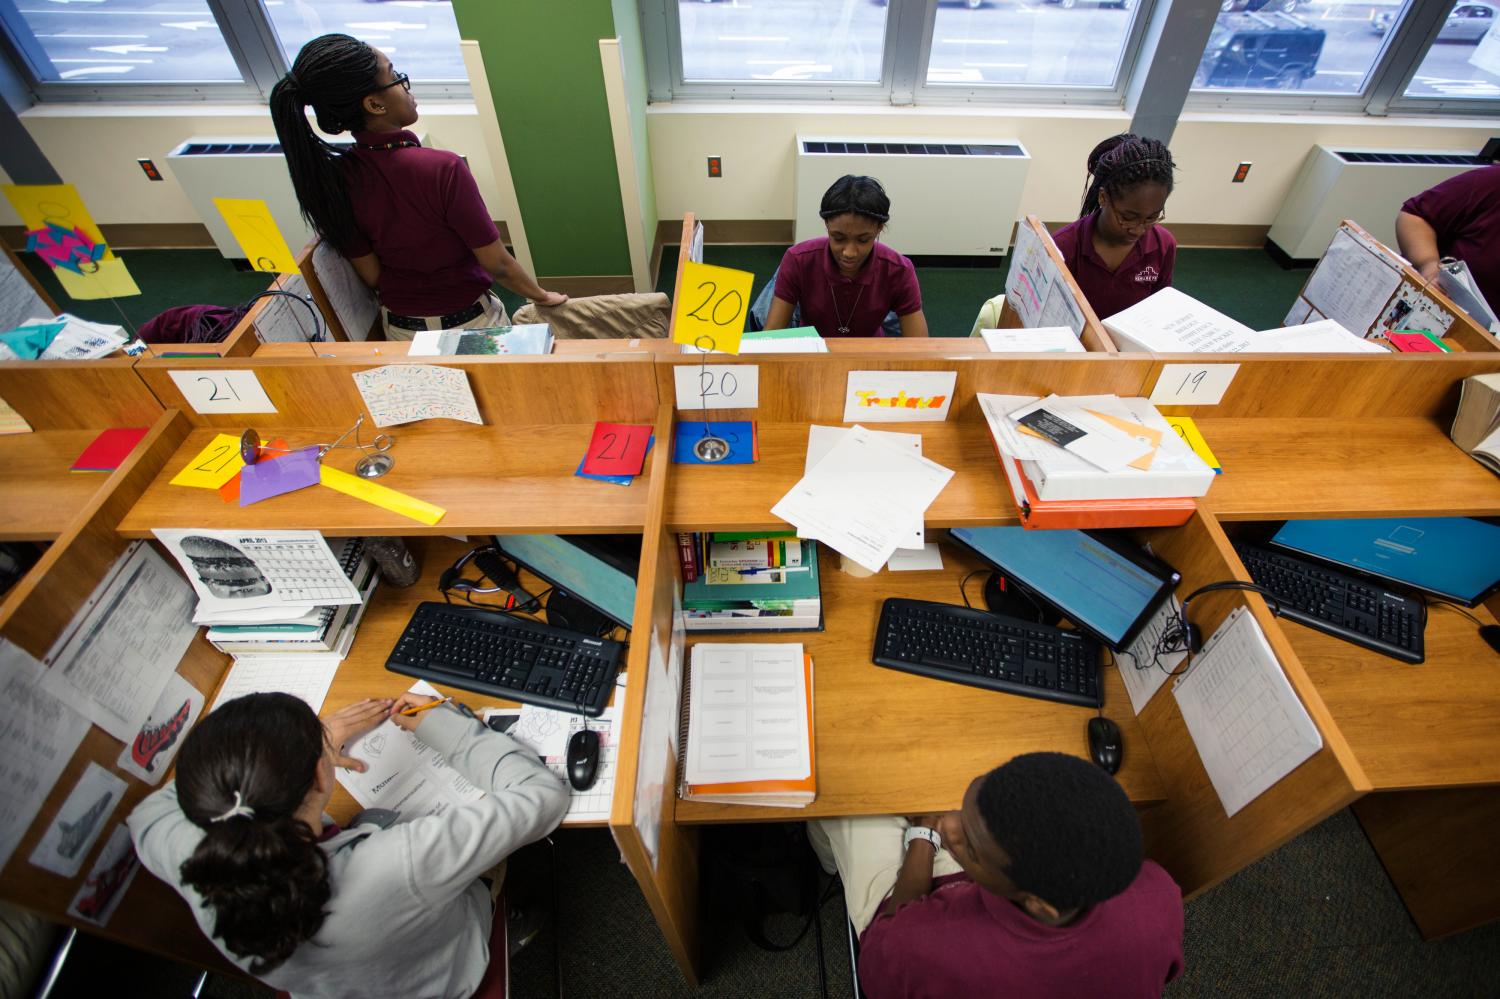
[1234,542,1424,664]
[386,602,625,716]
[873,598,1102,708]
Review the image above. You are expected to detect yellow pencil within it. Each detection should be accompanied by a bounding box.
[399,696,452,717]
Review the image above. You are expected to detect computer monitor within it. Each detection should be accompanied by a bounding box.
[948,527,1180,651]
[492,534,640,630]
[1270,517,1500,608]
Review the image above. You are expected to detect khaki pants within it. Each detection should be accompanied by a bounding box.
[381,292,511,342]
[808,816,963,935]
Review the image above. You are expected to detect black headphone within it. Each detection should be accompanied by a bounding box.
[439,545,531,609]
[1167,581,1283,655]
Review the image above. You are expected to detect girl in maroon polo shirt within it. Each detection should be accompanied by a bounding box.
[761,175,929,338]
[1052,135,1178,321]
[270,34,566,340]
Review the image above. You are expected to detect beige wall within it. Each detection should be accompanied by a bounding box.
[0,104,515,230]
[646,103,1498,228]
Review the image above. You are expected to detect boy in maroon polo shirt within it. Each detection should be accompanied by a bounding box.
[1397,164,1500,316]
[1052,134,1178,321]
[810,752,1183,998]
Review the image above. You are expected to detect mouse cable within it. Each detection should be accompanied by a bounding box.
[1425,596,1482,628]
[958,568,988,609]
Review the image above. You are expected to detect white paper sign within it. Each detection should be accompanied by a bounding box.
[1149,364,1240,406]
[168,369,277,414]
[673,364,759,411]
[844,370,956,423]
[29,762,126,877]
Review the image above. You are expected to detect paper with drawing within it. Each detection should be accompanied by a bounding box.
[352,363,482,427]
[29,762,126,878]
[337,682,486,821]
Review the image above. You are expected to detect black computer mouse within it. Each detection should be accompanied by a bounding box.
[567,729,601,791]
[1087,716,1123,775]
[1481,625,1500,658]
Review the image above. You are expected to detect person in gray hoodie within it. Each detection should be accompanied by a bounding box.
[129,691,568,999]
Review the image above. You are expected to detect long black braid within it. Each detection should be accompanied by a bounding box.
[1079,134,1176,219]
[269,34,380,256]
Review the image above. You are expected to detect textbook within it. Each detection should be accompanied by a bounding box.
[205,539,376,656]
[678,644,816,808]
[682,539,822,632]
[1451,373,1500,477]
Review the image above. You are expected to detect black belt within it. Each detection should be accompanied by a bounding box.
[384,299,486,332]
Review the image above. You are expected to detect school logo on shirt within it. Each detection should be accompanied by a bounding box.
[1134,266,1160,285]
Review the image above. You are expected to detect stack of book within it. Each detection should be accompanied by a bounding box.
[678,643,816,807]
[200,538,378,658]
[676,532,822,631]
[1451,373,1500,477]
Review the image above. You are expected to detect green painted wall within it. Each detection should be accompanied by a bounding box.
[611,0,658,274]
[453,0,631,278]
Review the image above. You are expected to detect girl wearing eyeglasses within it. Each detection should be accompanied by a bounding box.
[270,34,566,341]
[1051,134,1177,321]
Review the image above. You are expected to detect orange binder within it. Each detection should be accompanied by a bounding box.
[995,449,1196,530]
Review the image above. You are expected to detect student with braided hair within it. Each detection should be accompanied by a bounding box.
[270,34,566,341]
[128,691,568,998]
[1052,134,1178,320]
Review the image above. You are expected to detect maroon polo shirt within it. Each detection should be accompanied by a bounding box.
[858,861,1184,999]
[774,238,922,338]
[1402,165,1500,315]
[343,129,501,316]
[1052,213,1177,321]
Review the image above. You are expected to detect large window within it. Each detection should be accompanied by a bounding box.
[1400,0,1500,99]
[677,0,888,83]
[925,0,1140,89]
[0,0,469,100]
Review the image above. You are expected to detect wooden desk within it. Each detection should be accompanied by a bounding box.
[0,430,124,540]
[117,423,655,538]
[674,543,1165,825]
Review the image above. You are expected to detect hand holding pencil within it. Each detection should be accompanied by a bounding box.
[390,693,451,732]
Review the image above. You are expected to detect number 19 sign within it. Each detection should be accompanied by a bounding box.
[672,260,754,355]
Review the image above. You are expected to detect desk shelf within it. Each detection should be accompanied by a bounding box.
[116,424,655,537]
[673,543,1166,824]
[0,430,128,540]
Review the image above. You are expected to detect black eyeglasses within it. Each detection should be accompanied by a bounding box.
[371,72,410,94]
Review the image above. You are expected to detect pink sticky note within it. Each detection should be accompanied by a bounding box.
[239,446,321,506]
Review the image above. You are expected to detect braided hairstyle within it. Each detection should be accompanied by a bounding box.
[269,34,380,256]
[176,693,331,975]
[1079,134,1176,219]
[819,175,891,227]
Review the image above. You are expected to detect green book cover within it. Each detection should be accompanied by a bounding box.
[683,541,820,609]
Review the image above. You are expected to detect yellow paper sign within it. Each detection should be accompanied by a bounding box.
[170,433,249,489]
[2,183,141,300]
[1165,416,1222,473]
[673,260,753,356]
[212,197,299,274]
[320,465,446,526]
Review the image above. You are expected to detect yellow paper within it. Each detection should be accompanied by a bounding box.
[213,198,299,274]
[320,465,445,526]
[673,260,753,355]
[1165,416,1222,472]
[170,433,249,489]
[0,395,31,435]
[2,183,141,299]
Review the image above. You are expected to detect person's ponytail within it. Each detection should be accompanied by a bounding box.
[270,34,380,256]
[174,693,332,974]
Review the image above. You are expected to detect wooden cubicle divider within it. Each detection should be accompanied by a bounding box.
[296,237,379,342]
[1132,510,1370,898]
[1289,220,1499,353]
[994,215,1116,352]
[0,358,165,429]
[663,213,699,343]
[0,408,237,972]
[609,403,703,987]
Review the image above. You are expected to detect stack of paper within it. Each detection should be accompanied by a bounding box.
[681,326,828,354]
[1252,319,1386,354]
[979,327,1086,353]
[680,644,815,807]
[408,324,553,356]
[1103,289,1256,353]
[979,393,1215,502]
[772,425,954,573]
[0,313,128,361]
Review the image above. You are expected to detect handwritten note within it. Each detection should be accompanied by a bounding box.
[1149,364,1239,406]
[583,422,652,476]
[352,364,482,427]
[168,369,278,415]
[171,434,250,489]
[673,260,753,355]
[213,197,298,274]
[843,370,957,423]
[0,639,93,872]
[672,364,759,410]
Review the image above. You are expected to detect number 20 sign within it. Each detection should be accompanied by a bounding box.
[672,260,754,355]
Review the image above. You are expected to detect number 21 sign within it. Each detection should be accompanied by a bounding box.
[673,260,754,355]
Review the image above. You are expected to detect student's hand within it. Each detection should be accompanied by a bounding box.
[1417,259,1442,283]
[909,814,943,831]
[324,698,394,771]
[389,693,441,733]
[531,290,569,308]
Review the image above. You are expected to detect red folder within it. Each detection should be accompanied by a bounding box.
[995,450,1196,530]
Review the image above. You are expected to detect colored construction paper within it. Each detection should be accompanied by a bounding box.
[1386,331,1451,353]
[239,446,321,506]
[0,322,64,359]
[582,422,652,476]
[319,465,446,526]
[672,260,752,355]
[212,197,299,274]
[70,428,149,473]
[673,421,757,465]
[2,184,140,299]
[171,433,252,489]
[218,437,289,503]
[576,436,654,485]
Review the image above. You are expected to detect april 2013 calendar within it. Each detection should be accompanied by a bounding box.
[153,528,362,616]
